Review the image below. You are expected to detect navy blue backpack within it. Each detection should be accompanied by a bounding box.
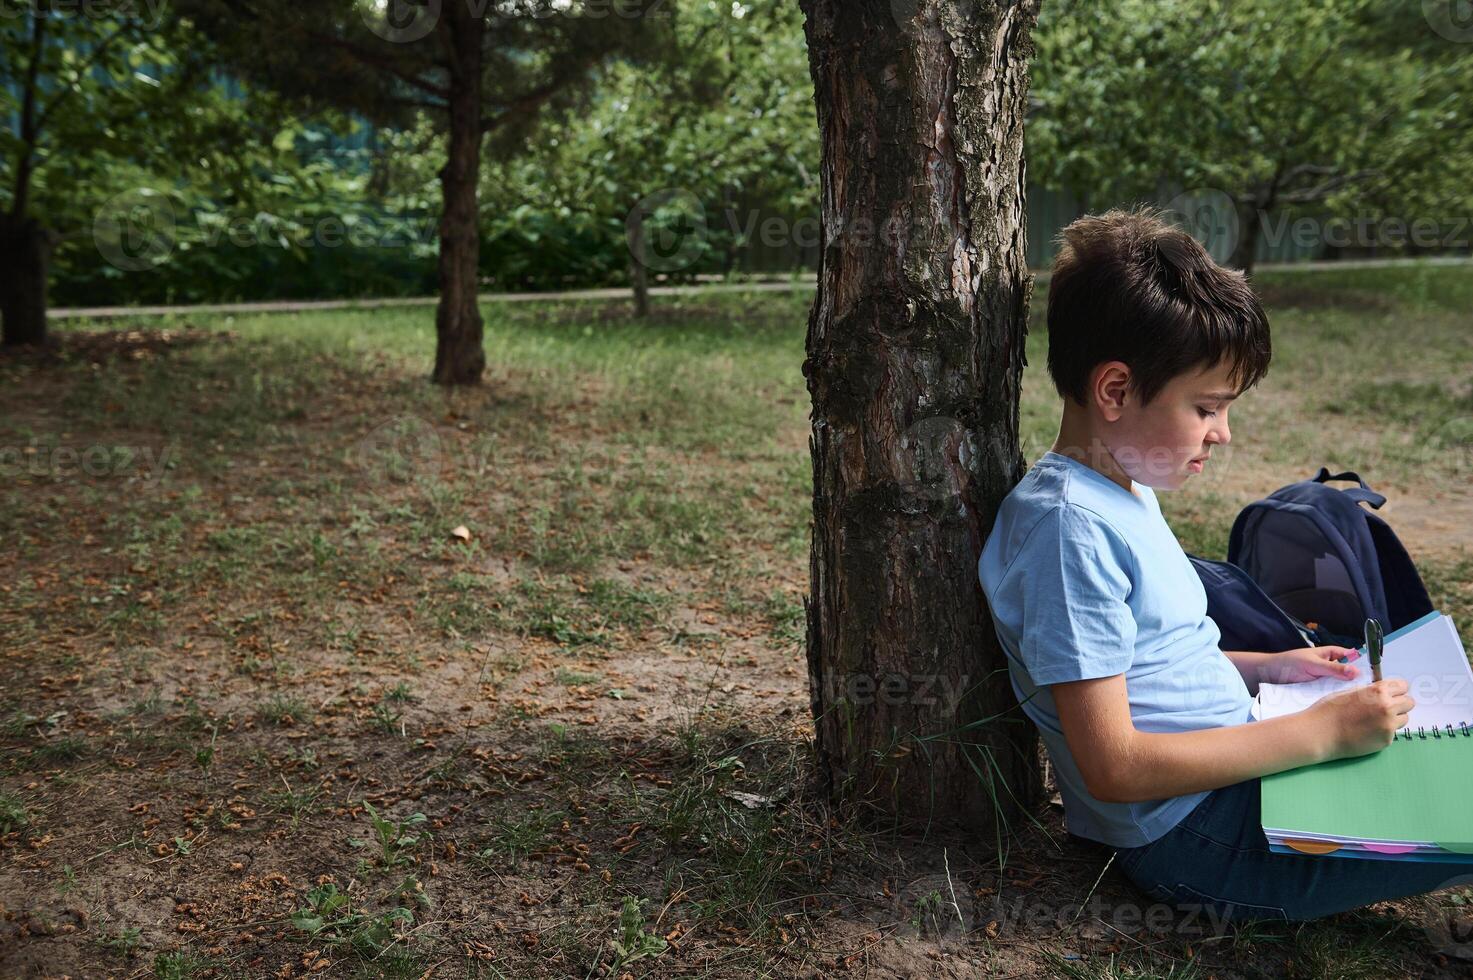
[1186,468,1434,654]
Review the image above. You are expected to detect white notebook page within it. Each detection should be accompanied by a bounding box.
[1255,614,1473,732]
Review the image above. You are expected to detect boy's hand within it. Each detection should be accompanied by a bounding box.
[1258,645,1360,685]
[1311,678,1414,759]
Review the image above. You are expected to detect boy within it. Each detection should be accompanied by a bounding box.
[978,207,1468,923]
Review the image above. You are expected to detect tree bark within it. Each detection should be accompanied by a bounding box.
[1229,200,1263,276]
[431,6,487,386]
[0,212,52,348]
[628,201,651,317]
[800,0,1042,835]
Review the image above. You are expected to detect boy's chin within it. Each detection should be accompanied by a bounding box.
[1136,470,1195,491]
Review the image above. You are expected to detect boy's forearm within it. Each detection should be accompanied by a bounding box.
[1104,713,1335,803]
[1221,649,1271,696]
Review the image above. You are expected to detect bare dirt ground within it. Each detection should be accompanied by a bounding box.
[3,327,1472,979]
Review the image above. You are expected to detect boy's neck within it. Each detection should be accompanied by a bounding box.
[1050,413,1139,496]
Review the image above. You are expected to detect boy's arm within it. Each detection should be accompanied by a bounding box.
[1052,672,1410,803]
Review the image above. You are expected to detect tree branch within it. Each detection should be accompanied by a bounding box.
[32,18,134,140]
[478,76,568,134]
[303,30,450,98]
[383,94,450,113]
[11,3,48,219]
[1278,168,1380,205]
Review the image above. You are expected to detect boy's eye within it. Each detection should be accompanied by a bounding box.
[1197,408,1218,419]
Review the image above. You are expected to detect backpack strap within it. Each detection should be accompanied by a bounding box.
[1311,467,1387,509]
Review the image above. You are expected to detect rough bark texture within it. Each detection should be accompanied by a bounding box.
[1230,200,1263,277]
[799,0,1042,835]
[0,213,52,348]
[628,202,651,317]
[431,7,487,387]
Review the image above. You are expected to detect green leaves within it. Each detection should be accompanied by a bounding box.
[610,895,669,969]
[290,881,416,957]
[354,800,430,868]
[291,882,352,936]
[1030,0,1473,230]
[473,0,818,287]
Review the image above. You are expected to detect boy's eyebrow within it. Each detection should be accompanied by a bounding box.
[1199,390,1239,401]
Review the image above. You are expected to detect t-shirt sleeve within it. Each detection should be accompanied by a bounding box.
[1015,505,1138,685]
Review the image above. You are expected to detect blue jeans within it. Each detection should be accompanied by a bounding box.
[1112,777,1473,922]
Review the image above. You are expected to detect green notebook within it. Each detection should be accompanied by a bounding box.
[1258,612,1473,859]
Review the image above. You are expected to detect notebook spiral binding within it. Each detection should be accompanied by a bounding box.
[1395,722,1473,741]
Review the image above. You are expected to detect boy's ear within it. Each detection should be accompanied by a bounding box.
[1094,361,1132,421]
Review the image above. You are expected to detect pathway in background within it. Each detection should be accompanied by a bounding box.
[49,256,1471,320]
[49,279,813,320]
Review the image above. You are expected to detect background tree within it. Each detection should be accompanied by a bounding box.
[181,0,672,385]
[800,0,1043,839]
[1030,0,1473,274]
[462,0,817,315]
[0,0,243,346]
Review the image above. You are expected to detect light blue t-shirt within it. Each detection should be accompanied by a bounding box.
[977,450,1254,847]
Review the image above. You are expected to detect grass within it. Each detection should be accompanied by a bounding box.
[1,265,1471,976]
[0,792,29,833]
[258,692,308,726]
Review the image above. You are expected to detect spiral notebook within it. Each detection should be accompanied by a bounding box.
[1255,610,1473,861]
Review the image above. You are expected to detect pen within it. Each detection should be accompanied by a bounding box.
[1365,618,1384,683]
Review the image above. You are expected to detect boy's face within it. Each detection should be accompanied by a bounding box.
[1103,358,1238,491]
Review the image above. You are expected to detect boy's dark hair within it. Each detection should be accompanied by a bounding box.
[1045,206,1272,408]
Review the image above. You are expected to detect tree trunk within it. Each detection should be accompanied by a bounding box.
[1230,201,1262,276]
[431,7,487,386]
[799,0,1043,836]
[0,212,52,348]
[628,201,651,317]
